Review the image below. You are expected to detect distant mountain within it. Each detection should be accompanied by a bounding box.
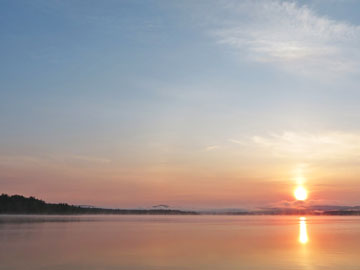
[256,206,360,216]
[152,204,170,209]
[198,205,360,215]
[308,205,360,211]
[0,194,198,215]
[199,208,251,215]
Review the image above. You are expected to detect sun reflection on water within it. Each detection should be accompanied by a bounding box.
[299,216,308,244]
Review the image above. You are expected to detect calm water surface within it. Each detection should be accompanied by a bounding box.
[1,215,360,270]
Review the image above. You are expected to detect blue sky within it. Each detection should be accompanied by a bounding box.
[1,0,360,208]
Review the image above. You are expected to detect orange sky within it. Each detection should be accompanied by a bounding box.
[2,1,360,209]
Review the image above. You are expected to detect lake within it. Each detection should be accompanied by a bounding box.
[1,215,360,269]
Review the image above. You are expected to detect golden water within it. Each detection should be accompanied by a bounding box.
[1,215,359,269]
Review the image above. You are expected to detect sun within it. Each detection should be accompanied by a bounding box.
[294,186,307,201]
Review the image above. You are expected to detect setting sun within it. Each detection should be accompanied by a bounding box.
[294,186,308,201]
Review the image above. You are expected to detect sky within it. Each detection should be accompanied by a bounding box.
[1,0,360,209]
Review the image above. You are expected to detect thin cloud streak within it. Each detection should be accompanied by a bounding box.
[228,139,247,145]
[205,145,221,151]
[252,131,360,160]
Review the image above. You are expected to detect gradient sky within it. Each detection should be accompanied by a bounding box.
[1,0,360,209]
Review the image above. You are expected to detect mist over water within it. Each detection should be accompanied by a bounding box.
[1,215,360,270]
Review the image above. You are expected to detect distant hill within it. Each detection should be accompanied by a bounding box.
[0,194,198,215]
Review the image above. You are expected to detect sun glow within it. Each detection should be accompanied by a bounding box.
[294,186,308,201]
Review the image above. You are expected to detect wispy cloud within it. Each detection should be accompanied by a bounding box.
[205,145,221,151]
[213,0,360,76]
[252,131,360,160]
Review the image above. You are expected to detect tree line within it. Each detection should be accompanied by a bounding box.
[0,194,198,215]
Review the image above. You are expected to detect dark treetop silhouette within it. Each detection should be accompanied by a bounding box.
[0,194,197,215]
